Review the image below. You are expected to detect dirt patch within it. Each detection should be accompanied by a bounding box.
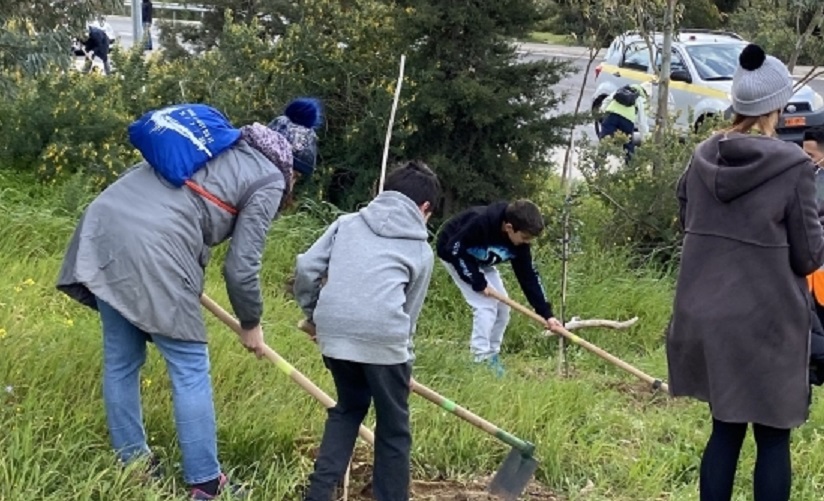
[601,379,669,407]
[342,463,560,500]
[411,478,560,500]
[294,439,561,500]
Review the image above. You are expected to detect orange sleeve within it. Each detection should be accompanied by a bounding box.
[809,269,824,305]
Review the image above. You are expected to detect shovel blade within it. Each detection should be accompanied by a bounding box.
[488,448,539,500]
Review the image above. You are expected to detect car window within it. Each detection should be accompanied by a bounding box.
[683,43,747,81]
[605,38,625,65]
[655,49,688,74]
[621,42,652,72]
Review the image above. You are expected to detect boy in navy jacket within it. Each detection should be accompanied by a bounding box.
[435,199,560,376]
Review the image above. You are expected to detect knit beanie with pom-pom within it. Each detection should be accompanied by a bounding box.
[731,44,794,117]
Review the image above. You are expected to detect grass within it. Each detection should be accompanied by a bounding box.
[3,173,824,500]
[526,32,575,46]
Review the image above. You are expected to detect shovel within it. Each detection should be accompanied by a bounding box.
[297,319,538,501]
[411,381,539,500]
[200,294,376,445]
[485,289,669,394]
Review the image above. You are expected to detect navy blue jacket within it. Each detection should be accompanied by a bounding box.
[436,202,554,319]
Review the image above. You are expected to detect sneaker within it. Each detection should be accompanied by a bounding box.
[472,355,505,378]
[121,453,164,484]
[144,455,165,483]
[486,354,505,378]
[190,473,248,500]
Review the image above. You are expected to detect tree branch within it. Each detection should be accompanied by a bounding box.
[588,183,664,233]
[542,316,640,337]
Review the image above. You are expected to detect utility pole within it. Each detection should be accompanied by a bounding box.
[132,0,143,47]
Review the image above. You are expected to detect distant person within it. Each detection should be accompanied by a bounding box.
[803,127,824,330]
[803,126,824,168]
[142,0,154,51]
[598,81,652,162]
[82,24,111,75]
[667,44,824,501]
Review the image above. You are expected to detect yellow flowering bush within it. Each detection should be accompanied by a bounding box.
[0,0,424,207]
[1,69,138,186]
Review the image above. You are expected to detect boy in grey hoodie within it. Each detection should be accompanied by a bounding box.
[293,161,442,501]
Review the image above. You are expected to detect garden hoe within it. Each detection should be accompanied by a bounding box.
[486,289,670,394]
[297,319,538,501]
[199,294,376,447]
[202,295,364,499]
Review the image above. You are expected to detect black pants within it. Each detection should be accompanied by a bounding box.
[700,418,792,501]
[304,357,412,501]
[599,112,636,161]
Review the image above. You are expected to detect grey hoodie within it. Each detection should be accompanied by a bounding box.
[293,191,434,365]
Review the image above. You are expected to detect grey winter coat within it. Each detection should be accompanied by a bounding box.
[293,191,434,365]
[56,140,285,342]
[667,132,824,429]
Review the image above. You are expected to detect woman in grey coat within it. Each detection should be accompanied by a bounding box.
[667,45,824,501]
[56,99,321,499]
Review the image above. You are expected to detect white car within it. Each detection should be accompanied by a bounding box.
[591,30,824,144]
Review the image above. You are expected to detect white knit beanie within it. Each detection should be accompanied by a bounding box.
[731,44,794,117]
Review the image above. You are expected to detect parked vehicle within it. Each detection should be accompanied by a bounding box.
[591,30,824,145]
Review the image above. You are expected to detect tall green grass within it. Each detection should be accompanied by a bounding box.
[2,177,824,500]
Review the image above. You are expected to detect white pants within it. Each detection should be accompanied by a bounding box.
[441,260,511,361]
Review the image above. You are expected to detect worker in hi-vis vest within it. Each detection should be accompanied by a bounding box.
[598,81,652,162]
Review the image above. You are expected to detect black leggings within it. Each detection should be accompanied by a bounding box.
[700,418,792,501]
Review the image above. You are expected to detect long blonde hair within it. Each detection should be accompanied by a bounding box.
[724,110,780,137]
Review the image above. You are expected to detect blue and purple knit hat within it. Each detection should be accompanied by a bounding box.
[267,97,323,176]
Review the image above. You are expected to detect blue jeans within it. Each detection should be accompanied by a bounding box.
[599,112,636,161]
[96,298,221,485]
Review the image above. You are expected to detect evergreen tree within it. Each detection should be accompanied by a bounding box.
[393,0,575,216]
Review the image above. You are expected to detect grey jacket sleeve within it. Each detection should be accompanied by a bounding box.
[404,245,435,337]
[787,165,824,277]
[223,182,284,329]
[293,219,342,321]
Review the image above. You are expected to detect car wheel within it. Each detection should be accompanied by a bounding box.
[694,114,715,134]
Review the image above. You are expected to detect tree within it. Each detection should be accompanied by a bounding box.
[787,0,824,73]
[0,0,120,93]
[391,0,576,216]
[729,0,824,78]
[654,0,679,148]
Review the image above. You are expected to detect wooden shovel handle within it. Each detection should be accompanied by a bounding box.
[200,294,376,445]
[411,380,535,455]
[486,289,669,394]
[296,319,535,454]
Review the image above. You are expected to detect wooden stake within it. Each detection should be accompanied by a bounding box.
[378,54,407,193]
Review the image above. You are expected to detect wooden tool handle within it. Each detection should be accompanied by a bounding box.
[200,294,376,444]
[411,379,535,455]
[296,317,534,454]
[411,381,499,435]
[486,289,669,394]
